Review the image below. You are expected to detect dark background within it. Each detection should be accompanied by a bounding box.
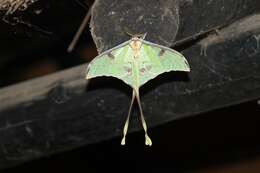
[0,0,260,172]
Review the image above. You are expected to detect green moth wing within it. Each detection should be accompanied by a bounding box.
[137,40,190,87]
[86,39,190,89]
[86,40,135,87]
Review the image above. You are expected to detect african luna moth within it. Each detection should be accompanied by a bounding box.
[86,34,190,146]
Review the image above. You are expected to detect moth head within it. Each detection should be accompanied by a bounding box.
[125,31,147,51]
[131,33,147,41]
[123,27,147,39]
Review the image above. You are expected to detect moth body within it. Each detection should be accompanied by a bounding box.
[85,35,190,146]
[130,37,142,58]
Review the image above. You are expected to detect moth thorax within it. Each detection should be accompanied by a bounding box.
[130,40,142,51]
[130,39,142,58]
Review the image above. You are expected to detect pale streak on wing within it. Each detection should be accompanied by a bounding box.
[142,40,190,72]
[86,40,130,75]
[137,40,190,87]
[137,44,164,87]
[86,40,136,88]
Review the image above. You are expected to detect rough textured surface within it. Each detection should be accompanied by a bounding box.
[0,0,38,15]
[1,15,260,169]
[0,0,260,170]
[91,0,260,51]
[0,0,92,85]
[90,0,180,53]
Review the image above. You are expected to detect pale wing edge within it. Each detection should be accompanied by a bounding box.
[139,68,188,88]
[86,74,132,89]
[94,40,131,59]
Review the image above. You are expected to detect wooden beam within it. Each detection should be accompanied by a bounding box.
[0,0,260,170]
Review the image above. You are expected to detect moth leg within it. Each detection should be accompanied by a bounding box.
[135,90,152,146]
[121,89,135,145]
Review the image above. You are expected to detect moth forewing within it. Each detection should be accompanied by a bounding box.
[85,41,135,87]
[85,40,131,80]
[141,40,190,72]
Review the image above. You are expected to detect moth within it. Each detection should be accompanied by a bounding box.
[86,34,190,146]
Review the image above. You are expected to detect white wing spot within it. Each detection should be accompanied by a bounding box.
[123,66,132,76]
[139,68,146,75]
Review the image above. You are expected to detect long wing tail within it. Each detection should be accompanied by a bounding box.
[121,89,152,146]
[135,90,152,146]
[121,90,135,145]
